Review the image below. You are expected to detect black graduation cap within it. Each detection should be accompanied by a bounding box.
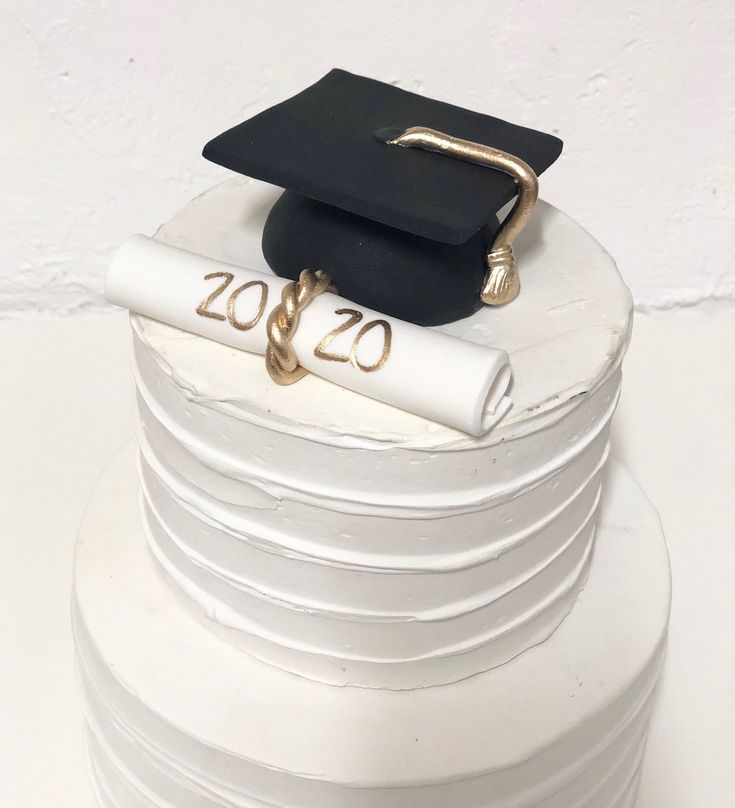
[203,69,562,326]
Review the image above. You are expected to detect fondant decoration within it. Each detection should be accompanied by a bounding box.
[261,190,497,326]
[263,268,334,385]
[106,235,512,435]
[203,69,562,325]
[377,126,539,307]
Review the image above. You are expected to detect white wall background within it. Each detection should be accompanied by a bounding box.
[1,0,733,318]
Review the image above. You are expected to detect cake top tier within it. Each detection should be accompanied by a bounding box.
[144,178,632,448]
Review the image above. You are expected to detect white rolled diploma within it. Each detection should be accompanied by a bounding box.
[106,235,512,436]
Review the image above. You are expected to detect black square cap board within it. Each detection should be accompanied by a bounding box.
[203,69,562,326]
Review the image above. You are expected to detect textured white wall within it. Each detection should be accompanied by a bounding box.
[1,0,733,317]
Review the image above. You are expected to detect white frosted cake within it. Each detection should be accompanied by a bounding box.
[73,178,670,807]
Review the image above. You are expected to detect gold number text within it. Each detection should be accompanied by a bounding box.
[315,308,392,372]
[314,308,364,362]
[196,273,268,332]
[227,280,268,331]
[351,319,392,372]
[196,272,234,321]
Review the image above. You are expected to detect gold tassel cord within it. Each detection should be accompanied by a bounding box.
[385,126,538,306]
[265,269,334,385]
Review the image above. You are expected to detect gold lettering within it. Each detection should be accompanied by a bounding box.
[227,280,268,331]
[350,319,392,372]
[196,272,234,321]
[315,309,392,373]
[314,308,363,362]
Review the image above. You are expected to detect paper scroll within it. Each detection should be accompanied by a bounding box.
[106,235,512,436]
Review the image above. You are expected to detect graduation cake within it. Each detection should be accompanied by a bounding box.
[73,70,671,807]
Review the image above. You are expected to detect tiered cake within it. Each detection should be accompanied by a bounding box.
[73,178,670,807]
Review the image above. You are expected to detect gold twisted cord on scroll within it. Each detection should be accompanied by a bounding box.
[384,126,539,306]
[265,269,335,385]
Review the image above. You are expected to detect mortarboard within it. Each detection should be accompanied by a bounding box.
[203,69,562,326]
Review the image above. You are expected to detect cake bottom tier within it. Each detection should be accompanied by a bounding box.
[73,445,670,808]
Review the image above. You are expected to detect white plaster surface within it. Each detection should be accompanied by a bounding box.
[2,305,734,806]
[1,0,734,317]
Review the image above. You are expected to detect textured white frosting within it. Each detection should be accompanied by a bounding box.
[73,179,672,808]
[129,178,633,688]
[73,447,670,808]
